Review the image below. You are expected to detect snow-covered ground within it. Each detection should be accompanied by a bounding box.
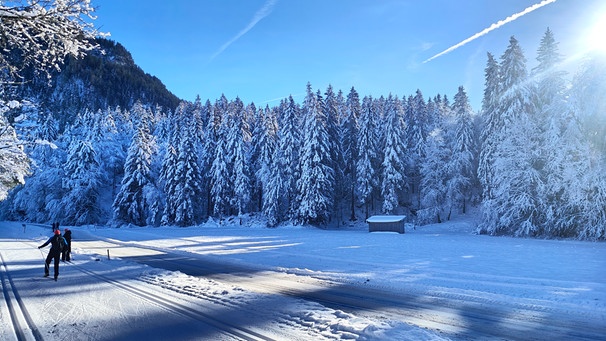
[1,214,605,340]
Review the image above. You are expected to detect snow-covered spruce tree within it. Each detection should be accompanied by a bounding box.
[48,108,111,225]
[447,86,476,214]
[372,96,387,180]
[92,107,127,204]
[190,99,208,218]
[263,145,286,227]
[248,104,263,211]
[200,99,212,134]
[190,96,206,145]
[477,52,501,203]
[226,97,252,218]
[209,100,233,220]
[406,90,427,203]
[341,86,361,221]
[160,108,182,225]
[173,111,204,227]
[276,96,301,219]
[159,102,205,227]
[424,97,439,135]
[531,28,570,237]
[419,128,449,223]
[37,112,59,143]
[296,84,335,225]
[323,85,345,221]
[200,94,227,216]
[381,94,407,214]
[146,106,170,226]
[481,36,543,237]
[112,108,156,226]
[356,96,379,219]
[532,28,566,117]
[60,138,102,225]
[253,105,278,214]
[430,94,450,133]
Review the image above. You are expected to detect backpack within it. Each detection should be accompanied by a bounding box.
[54,235,66,252]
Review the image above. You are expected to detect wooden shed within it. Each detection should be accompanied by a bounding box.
[366,215,407,234]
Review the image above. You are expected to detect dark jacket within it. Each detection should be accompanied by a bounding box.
[63,230,72,243]
[39,235,68,252]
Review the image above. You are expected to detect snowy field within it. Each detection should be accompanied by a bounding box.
[1,214,605,340]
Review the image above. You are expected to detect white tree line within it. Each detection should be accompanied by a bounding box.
[1,5,605,240]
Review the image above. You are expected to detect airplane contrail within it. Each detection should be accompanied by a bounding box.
[211,0,278,61]
[423,0,557,63]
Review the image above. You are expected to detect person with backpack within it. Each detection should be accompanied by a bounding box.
[61,228,72,262]
[38,229,68,281]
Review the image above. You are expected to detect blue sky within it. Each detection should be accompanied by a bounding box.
[94,0,606,110]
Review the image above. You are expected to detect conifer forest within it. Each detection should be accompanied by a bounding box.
[2,30,605,241]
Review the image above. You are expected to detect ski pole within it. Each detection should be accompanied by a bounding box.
[38,248,46,261]
[38,248,51,275]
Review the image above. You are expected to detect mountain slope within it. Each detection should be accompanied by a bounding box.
[19,38,181,126]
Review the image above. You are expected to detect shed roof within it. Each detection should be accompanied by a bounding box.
[366,215,406,223]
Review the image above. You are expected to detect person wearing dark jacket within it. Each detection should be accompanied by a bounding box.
[38,229,68,281]
[61,228,72,262]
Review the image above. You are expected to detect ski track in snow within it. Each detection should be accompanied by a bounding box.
[1,218,605,340]
[1,237,425,340]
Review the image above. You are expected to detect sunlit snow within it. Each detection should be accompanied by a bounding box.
[1,212,604,340]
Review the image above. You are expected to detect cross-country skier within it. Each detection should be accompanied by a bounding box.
[38,229,68,281]
[61,228,72,262]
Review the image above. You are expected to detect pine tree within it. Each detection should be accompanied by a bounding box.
[481,36,541,236]
[297,84,335,225]
[173,111,204,227]
[251,105,277,213]
[356,96,378,219]
[113,110,156,226]
[37,113,59,143]
[406,90,427,206]
[448,86,476,214]
[263,145,286,227]
[160,107,183,225]
[419,128,449,223]
[61,138,102,225]
[323,85,345,220]
[381,95,407,214]
[209,101,232,220]
[227,97,252,217]
[277,95,301,218]
[477,52,501,202]
[249,105,264,211]
[532,28,568,237]
[96,107,129,201]
[342,87,360,220]
[202,96,225,215]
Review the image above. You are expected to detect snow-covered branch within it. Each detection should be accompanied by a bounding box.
[0,0,105,80]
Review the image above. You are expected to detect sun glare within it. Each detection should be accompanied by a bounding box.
[584,8,606,53]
